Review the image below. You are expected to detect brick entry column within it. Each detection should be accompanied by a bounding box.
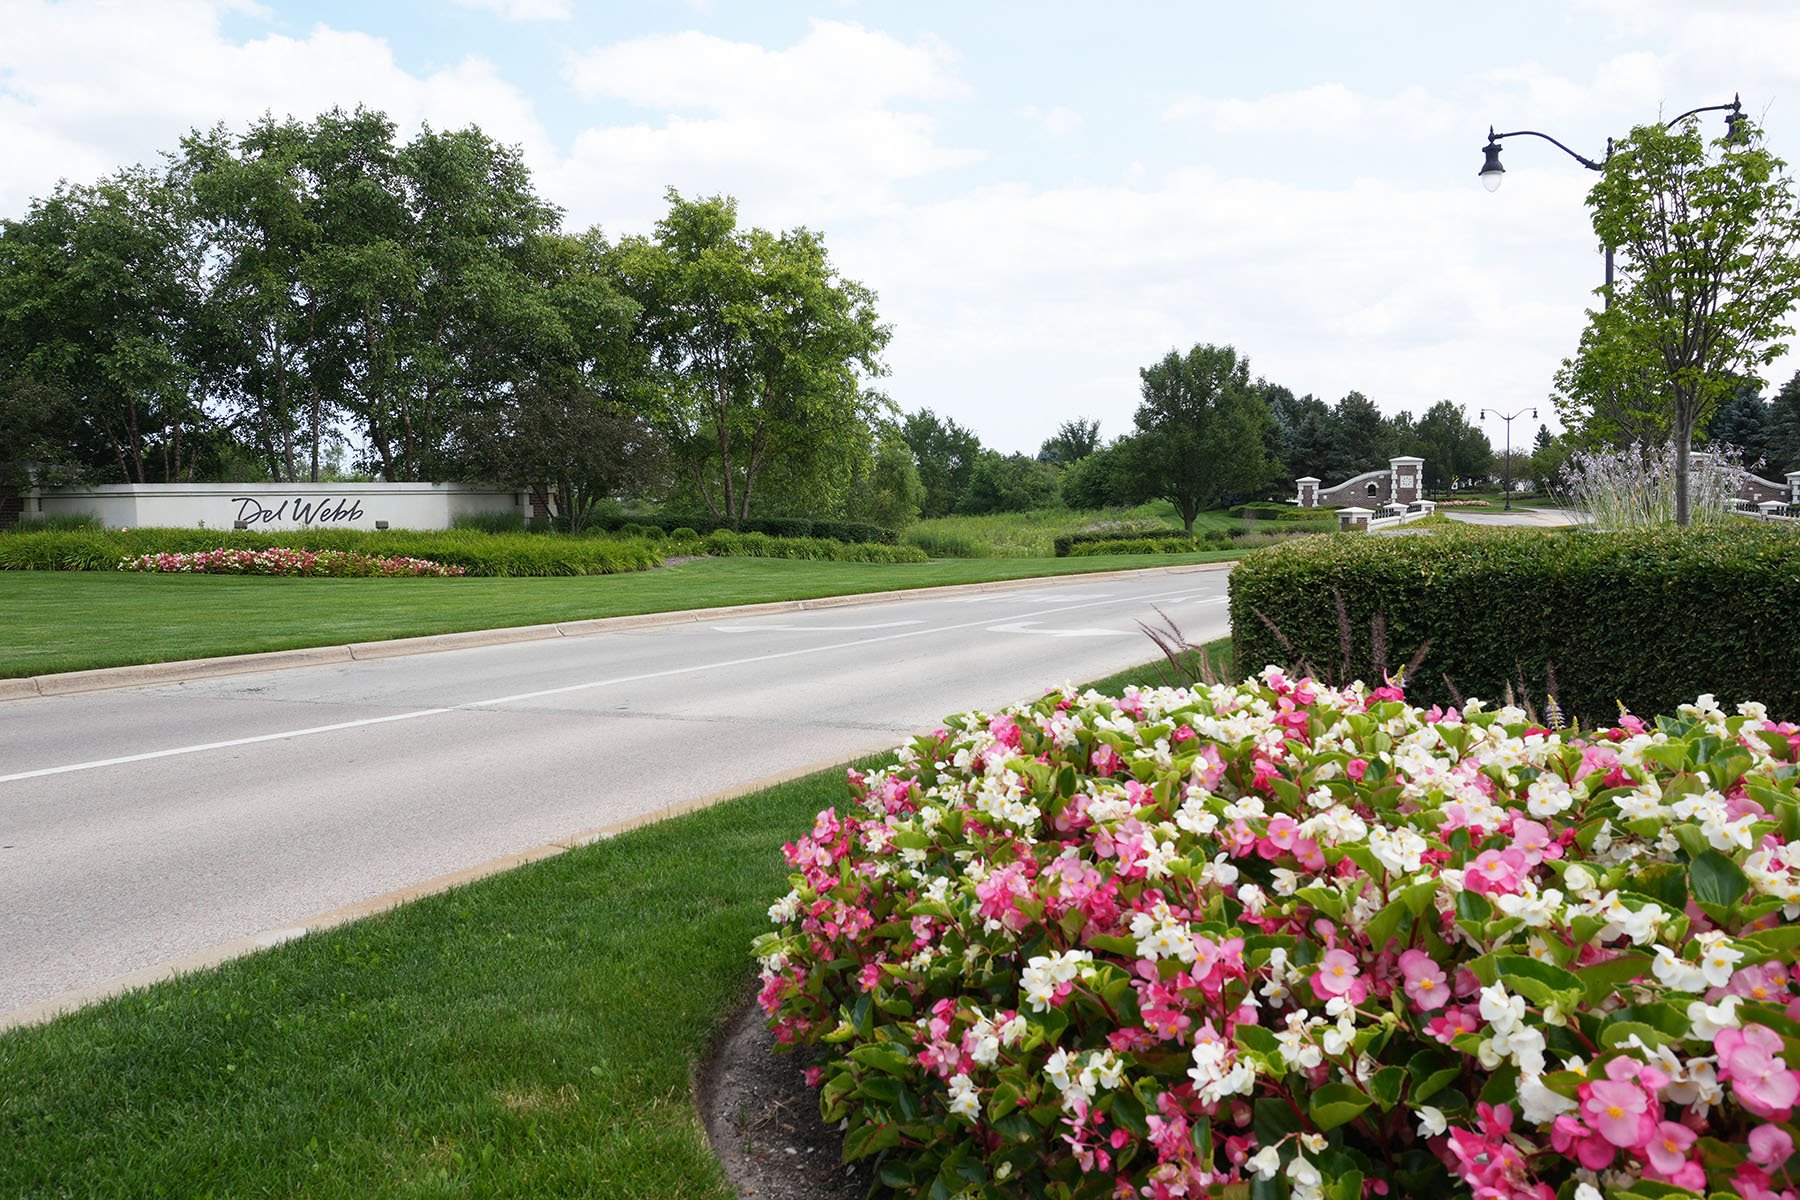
[1389,456,1424,504]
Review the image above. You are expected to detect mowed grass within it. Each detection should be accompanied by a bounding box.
[0,645,1230,1199]
[0,552,1237,678]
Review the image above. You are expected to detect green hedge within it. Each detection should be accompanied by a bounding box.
[700,530,927,563]
[0,528,663,577]
[1227,502,1335,521]
[1051,524,1184,556]
[1065,532,1231,556]
[1228,524,1800,722]
[590,511,900,545]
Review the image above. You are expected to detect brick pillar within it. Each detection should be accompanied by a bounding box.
[1295,476,1320,507]
[1389,457,1424,505]
[1788,471,1800,505]
[1338,506,1373,531]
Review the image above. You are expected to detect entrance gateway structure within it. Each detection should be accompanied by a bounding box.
[1294,456,1434,531]
[15,482,534,531]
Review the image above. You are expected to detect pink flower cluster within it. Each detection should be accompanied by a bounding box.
[119,548,465,577]
[755,672,1800,1200]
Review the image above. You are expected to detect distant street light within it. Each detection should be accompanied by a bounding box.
[1480,407,1536,512]
[1478,95,1744,309]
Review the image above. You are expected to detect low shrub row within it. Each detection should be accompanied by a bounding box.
[0,528,662,577]
[1065,532,1232,556]
[700,530,927,563]
[1226,501,1331,521]
[902,529,992,559]
[589,511,900,545]
[1051,524,1184,556]
[1229,523,1800,721]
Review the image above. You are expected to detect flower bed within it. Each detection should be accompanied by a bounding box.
[755,672,1800,1200]
[120,548,465,577]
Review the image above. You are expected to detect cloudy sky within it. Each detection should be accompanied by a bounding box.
[3,0,1797,454]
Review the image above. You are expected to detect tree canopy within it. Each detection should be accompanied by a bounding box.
[1556,114,1800,523]
[1125,344,1275,532]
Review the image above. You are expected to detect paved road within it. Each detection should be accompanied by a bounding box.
[0,566,1231,1022]
[1444,506,1578,527]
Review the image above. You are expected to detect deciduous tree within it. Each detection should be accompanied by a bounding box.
[1127,344,1274,533]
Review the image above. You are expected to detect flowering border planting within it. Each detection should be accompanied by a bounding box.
[120,548,465,577]
[756,672,1800,1200]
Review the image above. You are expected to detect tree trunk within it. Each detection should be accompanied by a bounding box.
[1674,417,1692,527]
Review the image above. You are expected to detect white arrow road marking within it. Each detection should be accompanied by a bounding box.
[985,621,1136,638]
[712,620,923,633]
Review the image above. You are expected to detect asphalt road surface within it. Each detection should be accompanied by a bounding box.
[0,565,1231,1022]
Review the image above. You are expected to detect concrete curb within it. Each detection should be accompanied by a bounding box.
[2,561,1233,701]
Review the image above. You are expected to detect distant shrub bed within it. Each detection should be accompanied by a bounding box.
[589,512,900,545]
[700,530,927,563]
[1065,532,1231,557]
[1052,525,1191,556]
[1227,501,1330,521]
[903,529,991,559]
[1229,524,1800,721]
[0,528,661,577]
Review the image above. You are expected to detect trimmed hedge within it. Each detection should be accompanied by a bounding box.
[700,530,927,563]
[1051,524,1183,556]
[1226,501,1336,521]
[0,528,662,577]
[1228,523,1800,721]
[589,511,900,545]
[1065,532,1231,556]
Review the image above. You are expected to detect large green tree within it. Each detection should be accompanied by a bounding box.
[1127,344,1274,532]
[620,191,889,523]
[0,168,214,482]
[1408,400,1494,492]
[900,408,985,518]
[1559,114,1800,523]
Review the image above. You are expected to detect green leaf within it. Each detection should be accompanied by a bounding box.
[1368,1065,1407,1110]
[1308,1082,1373,1131]
[1688,850,1749,908]
[1576,952,1652,1004]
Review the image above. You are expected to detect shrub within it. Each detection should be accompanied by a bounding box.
[1053,524,1186,556]
[1227,502,1324,522]
[450,511,527,534]
[0,527,661,577]
[700,530,927,564]
[9,512,101,532]
[1228,523,1800,722]
[668,527,700,542]
[904,529,991,559]
[756,673,1800,1200]
[1065,532,1231,556]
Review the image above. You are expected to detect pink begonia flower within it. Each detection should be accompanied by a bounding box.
[1750,1123,1795,1168]
[1581,1079,1652,1148]
[1263,814,1299,853]
[1722,1035,1800,1118]
[1090,744,1122,778]
[1398,949,1450,1011]
[1551,1113,1619,1171]
[1732,962,1791,1004]
[1509,817,1560,866]
[1465,847,1529,896]
[988,713,1022,749]
[1345,757,1369,782]
[1645,1119,1696,1176]
[1312,948,1360,998]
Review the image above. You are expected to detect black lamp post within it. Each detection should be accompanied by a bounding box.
[1480,407,1536,512]
[1478,95,1744,309]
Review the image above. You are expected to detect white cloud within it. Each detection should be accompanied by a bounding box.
[551,20,978,232]
[0,1,553,215]
[1022,104,1082,138]
[450,0,571,20]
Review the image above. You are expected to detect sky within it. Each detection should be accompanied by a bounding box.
[3,0,1798,455]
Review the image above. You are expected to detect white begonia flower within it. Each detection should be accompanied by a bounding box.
[1270,868,1301,896]
[1738,699,1769,720]
[1478,983,1526,1033]
[768,889,803,923]
[1368,825,1428,875]
[1694,933,1745,989]
[1526,774,1574,818]
[1614,790,1665,821]
[947,1073,979,1119]
[1236,883,1268,916]
[1575,1184,1603,1200]
[1300,1133,1327,1153]
[1495,885,1563,928]
[1518,1073,1578,1123]
[1417,1106,1448,1137]
[1687,994,1742,1041]
[1562,863,1597,896]
[1287,1154,1325,1200]
[1247,1146,1282,1180]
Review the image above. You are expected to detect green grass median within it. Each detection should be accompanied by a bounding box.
[0,553,1234,678]
[0,644,1229,1198]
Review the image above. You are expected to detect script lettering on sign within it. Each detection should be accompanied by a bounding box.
[232,496,368,527]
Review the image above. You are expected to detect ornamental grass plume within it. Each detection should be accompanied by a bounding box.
[757,672,1800,1200]
[1557,441,1745,530]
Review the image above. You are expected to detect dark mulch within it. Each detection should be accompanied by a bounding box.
[697,993,880,1200]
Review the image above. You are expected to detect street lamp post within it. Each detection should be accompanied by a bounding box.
[1477,95,1744,309]
[1480,407,1536,512]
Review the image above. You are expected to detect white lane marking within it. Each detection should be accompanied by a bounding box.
[985,621,1135,639]
[712,620,923,633]
[0,583,1226,785]
[951,592,1112,604]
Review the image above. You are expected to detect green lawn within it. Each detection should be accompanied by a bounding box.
[0,645,1229,1199]
[0,552,1237,678]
